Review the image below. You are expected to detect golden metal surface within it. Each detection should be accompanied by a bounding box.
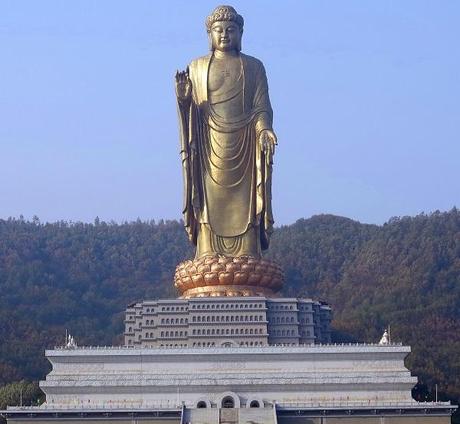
[180,285,277,299]
[175,5,277,259]
[174,255,284,298]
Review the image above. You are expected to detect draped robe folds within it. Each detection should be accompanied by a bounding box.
[177,53,274,258]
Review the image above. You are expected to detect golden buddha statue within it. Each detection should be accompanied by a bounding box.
[174,5,283,298]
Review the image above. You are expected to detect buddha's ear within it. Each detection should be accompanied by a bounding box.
[207,31,214,51]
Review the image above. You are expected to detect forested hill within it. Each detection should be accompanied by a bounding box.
[0,210,459,409]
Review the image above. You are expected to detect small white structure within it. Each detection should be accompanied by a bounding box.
[64,334,77,349]
[379,329,390,345]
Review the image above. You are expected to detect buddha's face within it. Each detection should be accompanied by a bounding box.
[210,21,242,52]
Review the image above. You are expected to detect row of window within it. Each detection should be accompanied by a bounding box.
[193,342,215,347]
[268,316,297,324]
[159,306,188,312]
[127,316,312,334]
[299,305,313,311]
[268,304,295,311]
[191,341,264,347]
[129,303,316,318]
[160,331,188,338]
[192,315,264,323]
[271,329,298,337]
[139,327,267,339]
[190,303,264,310]
[160,318,188,325]
[192,328,264,336]
[160,343,188,347]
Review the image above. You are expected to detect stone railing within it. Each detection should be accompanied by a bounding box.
[53,342,403,350]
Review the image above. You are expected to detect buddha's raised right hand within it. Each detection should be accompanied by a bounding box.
[175,68,192,104]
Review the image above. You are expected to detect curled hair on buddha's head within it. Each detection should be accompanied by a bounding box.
[206,5,244,31]
[206,5,244,51]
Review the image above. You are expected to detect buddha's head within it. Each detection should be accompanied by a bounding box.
[206,5,244,52]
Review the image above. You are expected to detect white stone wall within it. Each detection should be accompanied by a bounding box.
[40,344,417,410]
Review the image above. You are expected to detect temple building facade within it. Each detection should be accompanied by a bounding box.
[124,297,332,348]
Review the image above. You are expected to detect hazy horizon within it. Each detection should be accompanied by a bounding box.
[3,206,459,228]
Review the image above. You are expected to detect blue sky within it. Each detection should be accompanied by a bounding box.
[1,1,459,225]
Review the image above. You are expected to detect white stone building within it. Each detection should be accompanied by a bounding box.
[124,297,332,348]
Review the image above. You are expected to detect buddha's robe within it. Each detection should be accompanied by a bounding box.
[177,52,274,258]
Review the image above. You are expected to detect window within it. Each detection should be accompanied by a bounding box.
[222,397,235,409]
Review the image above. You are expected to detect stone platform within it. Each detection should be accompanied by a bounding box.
[1,344,454,423]
[37,344,420,408]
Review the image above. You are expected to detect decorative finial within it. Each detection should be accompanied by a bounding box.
[65,333,77,349]
[379,329,390,345]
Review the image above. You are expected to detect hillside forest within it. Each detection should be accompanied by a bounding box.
[0,210,459,421]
